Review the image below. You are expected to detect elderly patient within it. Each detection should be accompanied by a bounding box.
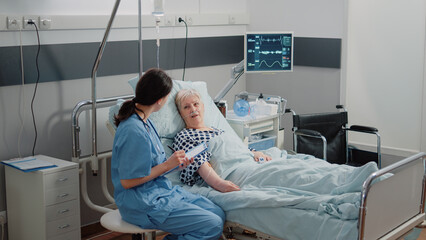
[172,88,271,193]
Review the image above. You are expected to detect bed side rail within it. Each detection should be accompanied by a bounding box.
[71,95,133,165]
[71,95,132,213]
[359,152,426,240]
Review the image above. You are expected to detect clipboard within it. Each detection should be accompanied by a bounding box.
[1,156,57,172]
[163,143,208,175]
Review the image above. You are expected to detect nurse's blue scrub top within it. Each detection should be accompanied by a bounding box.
[111,114,193,227]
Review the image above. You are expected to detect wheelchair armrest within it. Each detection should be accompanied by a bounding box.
[285,108,295,115]
[294,129,327,161]
[348,125,378,134]
[295,129,323,137]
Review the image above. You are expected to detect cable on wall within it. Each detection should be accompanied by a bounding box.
[178,17,188,81]
[28,19,41,156]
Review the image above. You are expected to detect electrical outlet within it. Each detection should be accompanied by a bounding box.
[175,16,185,26]
[23,15,39,29]
[39,16,51,30]
[7,16,22,30]
[185,16,193,25]
[0,211,7,224]
[229,15,236,24]
[164,16,174,26]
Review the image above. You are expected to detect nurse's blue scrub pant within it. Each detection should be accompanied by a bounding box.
[151,197,225,240]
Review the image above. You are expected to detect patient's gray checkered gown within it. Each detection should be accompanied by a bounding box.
[172,128,224,186]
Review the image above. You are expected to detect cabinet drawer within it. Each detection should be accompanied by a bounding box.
[47,215,79,237]
[48,229,80,240]
[45,184,78,206]
[46,200,78,222]
[45,168,78,190]
[246,119,274,135]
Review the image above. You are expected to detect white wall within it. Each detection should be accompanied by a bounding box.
[247,0,345,38]
[345,0,426,157]
[1,0,247,16]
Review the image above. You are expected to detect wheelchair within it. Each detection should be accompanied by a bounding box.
[286,105,381,168]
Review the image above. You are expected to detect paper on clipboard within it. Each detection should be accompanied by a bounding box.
[185,142,208,159]
[163,143,208,176]
[1,156,56,172]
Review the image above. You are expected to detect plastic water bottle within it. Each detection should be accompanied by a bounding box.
[233,99,250,117]
[252,93,268,117]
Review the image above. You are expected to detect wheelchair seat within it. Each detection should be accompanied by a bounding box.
[287,105,381,167]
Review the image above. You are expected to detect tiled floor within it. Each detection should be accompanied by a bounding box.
[419,229,426,239]
[82,228,426,240]
[82,231,166,240]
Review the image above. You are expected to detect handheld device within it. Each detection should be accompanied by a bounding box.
[163,143,208,175]
[185,142,208,159]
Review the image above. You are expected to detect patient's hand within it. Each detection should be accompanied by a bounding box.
[253,151,272,162]
[215,180,240,193]
[198,162,240,192]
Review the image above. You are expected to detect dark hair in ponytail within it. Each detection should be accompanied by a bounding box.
[114,68,173,126]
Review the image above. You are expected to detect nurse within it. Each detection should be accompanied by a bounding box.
[111,68,225,240]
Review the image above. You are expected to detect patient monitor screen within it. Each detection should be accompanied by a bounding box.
[245,32,294,73]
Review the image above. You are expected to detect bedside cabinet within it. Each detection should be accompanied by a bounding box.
[5,155,80,240]
[226,112,282,150]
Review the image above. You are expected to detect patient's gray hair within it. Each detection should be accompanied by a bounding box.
[175,88,202,111]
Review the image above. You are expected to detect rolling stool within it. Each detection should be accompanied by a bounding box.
[100,209,159,240]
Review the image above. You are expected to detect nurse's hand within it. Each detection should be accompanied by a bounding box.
[167,150,193,170]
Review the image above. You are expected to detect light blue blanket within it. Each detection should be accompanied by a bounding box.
[167,131,380,239]
[184,132,378,219]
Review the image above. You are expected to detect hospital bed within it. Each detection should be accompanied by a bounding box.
[72,79,426,240]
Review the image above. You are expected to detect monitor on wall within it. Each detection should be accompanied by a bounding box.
[244,32,294,73]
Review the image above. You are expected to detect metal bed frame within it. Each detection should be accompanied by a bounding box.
[71,96,426,240]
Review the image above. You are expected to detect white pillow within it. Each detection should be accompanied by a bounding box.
[108,99,125,132]
[117,78,236,145]
[127,76,139,90]
[129,79,235,140]
[151,80,214,138]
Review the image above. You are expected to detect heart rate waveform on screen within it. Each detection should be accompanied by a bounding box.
[245,33,293,72]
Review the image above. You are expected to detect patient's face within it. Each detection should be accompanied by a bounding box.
[179,95,205,129]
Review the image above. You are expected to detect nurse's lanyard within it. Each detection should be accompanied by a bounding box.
[135,107,161,153]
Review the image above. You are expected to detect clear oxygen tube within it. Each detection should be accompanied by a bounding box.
[183,110,200,119]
